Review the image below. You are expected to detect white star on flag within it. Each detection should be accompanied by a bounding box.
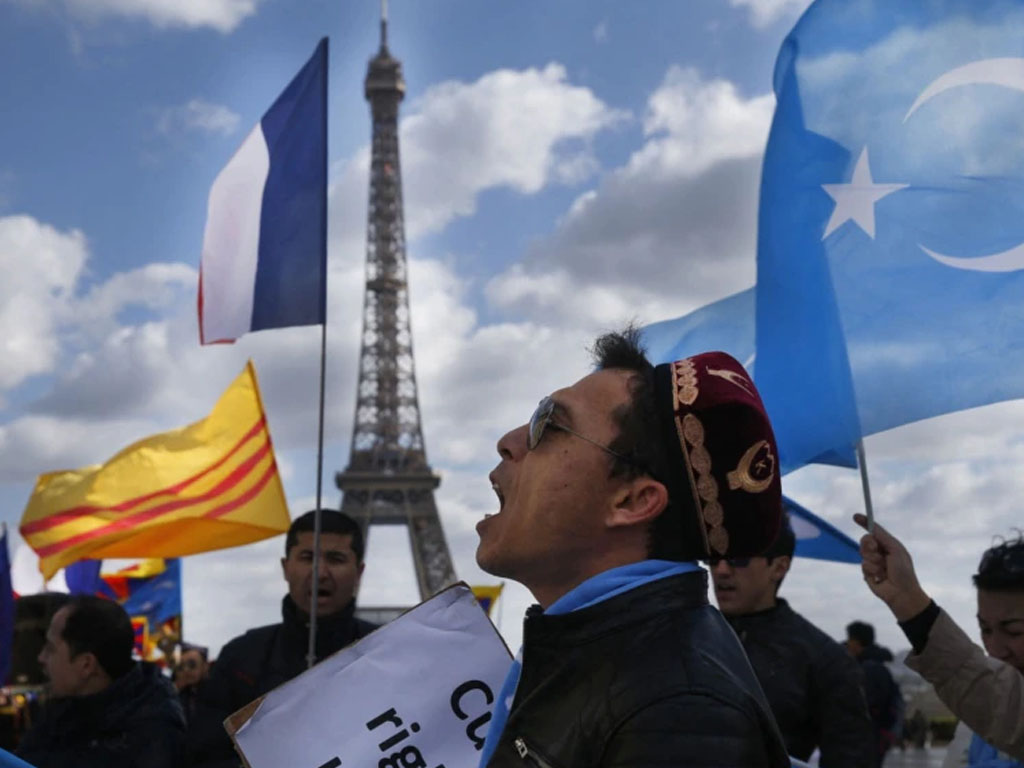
[821,147,907,240]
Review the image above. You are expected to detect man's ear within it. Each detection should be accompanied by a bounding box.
[607,476,669,529]
[75,650,101,678]
[769,555,791,584]
[280,556,288,580]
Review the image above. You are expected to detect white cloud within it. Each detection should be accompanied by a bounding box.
[487,67,773,321]
[630,66,774,180]
[329,62,628,261]
[157,100,241,137]
[0,215,87,392]
[728,0,811,28]
[593,20,609,43]
[19,0,260,32]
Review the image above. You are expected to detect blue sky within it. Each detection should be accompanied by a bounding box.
[2,0,1020,662]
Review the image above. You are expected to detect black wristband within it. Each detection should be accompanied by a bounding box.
[899,599,940,654]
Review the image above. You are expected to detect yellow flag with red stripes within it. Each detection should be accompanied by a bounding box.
[20,361,290,579]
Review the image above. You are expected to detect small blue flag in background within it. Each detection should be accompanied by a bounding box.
[0,526,14,685]
[785,496,860,564]
[65,559,102,595]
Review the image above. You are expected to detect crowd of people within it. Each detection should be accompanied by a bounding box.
[7,328,1023,768]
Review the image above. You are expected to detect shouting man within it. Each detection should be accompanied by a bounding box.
[189,509,377,768]
[475,329,790,768]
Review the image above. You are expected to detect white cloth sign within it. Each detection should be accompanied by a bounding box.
[230,584,512,768]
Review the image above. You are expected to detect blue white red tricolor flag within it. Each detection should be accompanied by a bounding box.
[199,38,328,345]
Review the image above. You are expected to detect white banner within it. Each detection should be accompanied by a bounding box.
[229,584,512,768]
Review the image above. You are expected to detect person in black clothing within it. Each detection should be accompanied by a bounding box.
[474,329,790,768]
[173,643,209,728]
[188,509,378,768]
[846,620,903,768]
[17,595,186,768]
[711,515,875,767]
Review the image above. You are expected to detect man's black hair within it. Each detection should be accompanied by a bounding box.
[762,513,796,560]
[286,509,365,562]
[61,595,134,680]
[591,325,685,561]
[180,642,209,661]
[846,620,875,647]
[973,532,1024,592]
[762,512,795,593]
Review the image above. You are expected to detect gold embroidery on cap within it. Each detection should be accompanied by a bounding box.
[703,501,724,527]
[706,367,755,398]
[689,445,711,475]
[677,412,728,556]
[726,440,776,494]
[708,526,729,555]
[673,359,698,407]
[696,475,718,502]
[681,413,704,448]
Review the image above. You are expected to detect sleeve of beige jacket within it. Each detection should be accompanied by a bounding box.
[905,609,1024,761]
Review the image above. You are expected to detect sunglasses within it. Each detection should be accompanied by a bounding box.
[704,557,752,569]
[528,396,631,463]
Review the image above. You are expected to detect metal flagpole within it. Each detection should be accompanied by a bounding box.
[855,439,875,533]
[307,321,329,669]
[307,36,330,671]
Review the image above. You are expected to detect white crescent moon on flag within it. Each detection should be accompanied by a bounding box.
[904,58,1024,272]
[904,57,1024,120]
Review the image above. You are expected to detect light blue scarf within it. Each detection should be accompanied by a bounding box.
[476,559,700,768]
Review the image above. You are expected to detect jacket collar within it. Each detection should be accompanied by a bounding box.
[725,596,792,631]
[522,570,709,646]
[48,663,180,735]
[280,595,359,654]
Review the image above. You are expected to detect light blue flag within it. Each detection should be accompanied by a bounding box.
[642,288,755,368]
[757,0,1024,471]
[641,290,857,469]
[0,748,35,768]
[784,495,860,564]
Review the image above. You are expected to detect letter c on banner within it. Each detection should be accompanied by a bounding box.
[450,680,495,751]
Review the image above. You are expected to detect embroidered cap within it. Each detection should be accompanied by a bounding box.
[653,351,782,559]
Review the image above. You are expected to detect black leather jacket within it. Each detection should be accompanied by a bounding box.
[485,570,790,768]
[188,596,377,767]
[727,598,875,768]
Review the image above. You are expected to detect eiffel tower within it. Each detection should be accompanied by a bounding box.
[337,4,456,614]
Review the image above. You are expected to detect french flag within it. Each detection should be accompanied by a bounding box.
[199,38,328,345]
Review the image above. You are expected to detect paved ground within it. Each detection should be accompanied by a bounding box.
[884,747,947,767]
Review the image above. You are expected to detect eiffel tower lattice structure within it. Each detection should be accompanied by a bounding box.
[336,8,457,610]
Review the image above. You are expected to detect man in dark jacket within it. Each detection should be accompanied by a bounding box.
[188,509,378,768]
[475,329,790,768]
[17,595,186,768]
[711,515,875,767]
[846,620,904,767]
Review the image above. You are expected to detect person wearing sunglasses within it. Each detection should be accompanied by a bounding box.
[173,644,209,729]
[709,516,875,768]
[475,328,789,768]
[857,517,1024,763]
